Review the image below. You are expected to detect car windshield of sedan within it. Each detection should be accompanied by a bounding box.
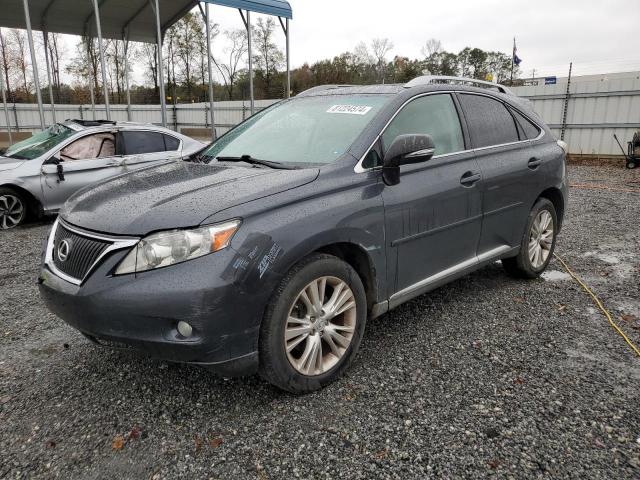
[201,95,391,166]
[3,124,76,160]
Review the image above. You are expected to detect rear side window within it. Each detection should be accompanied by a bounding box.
[164,134,180,151]
[382,94,464,156]
[511,109,541,140]
[121,131,166,155]
[458,94,519,148]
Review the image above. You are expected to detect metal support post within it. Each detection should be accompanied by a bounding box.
[42,30,56,123]
[205,2,216,139]
[86,40,96,119]
[22,0,45,129]
[560,62,573,141]
[151,0,167,127]
[92,0,111,119]
[278,17,290,98]
[0,68,12,144]
[123,31,132,121]
[246,10,254,114]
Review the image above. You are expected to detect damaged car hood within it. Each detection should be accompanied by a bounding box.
[0,156,25,172]
[61,161,319,235]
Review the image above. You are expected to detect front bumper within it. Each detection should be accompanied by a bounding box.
[38,236,276,377]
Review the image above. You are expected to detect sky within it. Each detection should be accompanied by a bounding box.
[47,0,640,85]
[225,0,640,78]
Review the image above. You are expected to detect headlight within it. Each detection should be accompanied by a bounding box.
[115,220,241,275]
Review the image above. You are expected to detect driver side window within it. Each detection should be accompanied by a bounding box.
[60,133,116,162]
[382,94,464,156]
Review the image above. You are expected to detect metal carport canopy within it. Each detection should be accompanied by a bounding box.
[0,0,291,43]
[0,0,292,137]
[0,0,193,43]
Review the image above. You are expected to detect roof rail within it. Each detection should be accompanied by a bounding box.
[405,76,514,95]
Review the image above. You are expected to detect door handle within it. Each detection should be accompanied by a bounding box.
[460,171,481,186]
[528,157,542,169]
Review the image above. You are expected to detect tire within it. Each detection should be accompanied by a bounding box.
[0,187,27,230]
[626,160,637,170]
[259,253,367,394]
[502,198,558,279]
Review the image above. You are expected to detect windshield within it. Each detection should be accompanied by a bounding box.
[3,124,76,160]
[202,95,391,166]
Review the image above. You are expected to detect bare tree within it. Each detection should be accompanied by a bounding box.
[11,30,30,100]
[252,18,284,97]
[173,13,205,101]
[212,28,247,100]
[353,41,374,65]
[197,19,219,96]
[421,38,442,58]
[0,29,12,101]
[139,43,158,96]
[46,32,64,98]
[107,40,125,103]
[371,37,393,83]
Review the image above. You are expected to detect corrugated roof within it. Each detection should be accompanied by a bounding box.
[0,0,291,43]
[204,0,292,19]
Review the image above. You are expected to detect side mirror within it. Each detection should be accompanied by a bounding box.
[382,134,435,186]
[43,155,65,182]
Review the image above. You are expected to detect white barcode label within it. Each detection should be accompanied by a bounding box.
[326,105,372,115]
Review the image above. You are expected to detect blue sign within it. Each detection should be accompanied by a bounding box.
[544,76,557,85]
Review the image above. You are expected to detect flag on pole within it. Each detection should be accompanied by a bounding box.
[513,38,522,66]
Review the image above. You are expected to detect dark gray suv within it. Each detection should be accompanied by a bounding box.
[39,76,568,393]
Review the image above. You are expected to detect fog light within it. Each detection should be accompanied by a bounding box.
[177,321,193,338]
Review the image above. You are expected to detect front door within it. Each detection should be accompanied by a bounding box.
[40,131,124,211]
[380,93,483,302]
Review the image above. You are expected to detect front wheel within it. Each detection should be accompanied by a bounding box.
[259,253,367,393]
[502,198,558,279]
[0,188,27,230]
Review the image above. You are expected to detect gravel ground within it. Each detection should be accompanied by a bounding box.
[1,164,639,479]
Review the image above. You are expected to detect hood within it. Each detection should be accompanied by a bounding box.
[61,161,319,235]
[0,156,25,172]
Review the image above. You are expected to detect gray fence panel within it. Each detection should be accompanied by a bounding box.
[0,99,280,138]
[512,76,640,155]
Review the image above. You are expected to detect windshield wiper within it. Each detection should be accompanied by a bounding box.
[215,155,296,170]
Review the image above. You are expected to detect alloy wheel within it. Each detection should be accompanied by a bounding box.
[528,210,554,269]
[284,276,357,376]
[0,194,25,230]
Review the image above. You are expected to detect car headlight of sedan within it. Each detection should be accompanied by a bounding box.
[115,220,241,275]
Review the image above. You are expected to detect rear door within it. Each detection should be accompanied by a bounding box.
[40,130,124,210]
[120,130,183,171]
[456,93,541,255]
[380,93,483,300]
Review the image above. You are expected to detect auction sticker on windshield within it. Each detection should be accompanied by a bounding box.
[326,105,372,115]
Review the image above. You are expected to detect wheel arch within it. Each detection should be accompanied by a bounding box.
[313,242,379,313]
[537,187,565,230]
[0,183,43,219]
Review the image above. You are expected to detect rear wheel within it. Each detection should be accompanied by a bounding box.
[259,253,367,393]
[502,198,557,279]
[626,160,637,169]
[0,188,27,230]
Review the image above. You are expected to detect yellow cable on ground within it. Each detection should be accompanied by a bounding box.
[553,253,640,357]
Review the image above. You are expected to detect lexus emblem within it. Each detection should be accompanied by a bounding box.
[57,239,71,263]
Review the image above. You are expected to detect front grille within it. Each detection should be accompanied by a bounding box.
[51,222,112,281]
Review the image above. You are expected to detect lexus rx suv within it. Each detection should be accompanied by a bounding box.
[39,77,568,393]
[0,119,203,229]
